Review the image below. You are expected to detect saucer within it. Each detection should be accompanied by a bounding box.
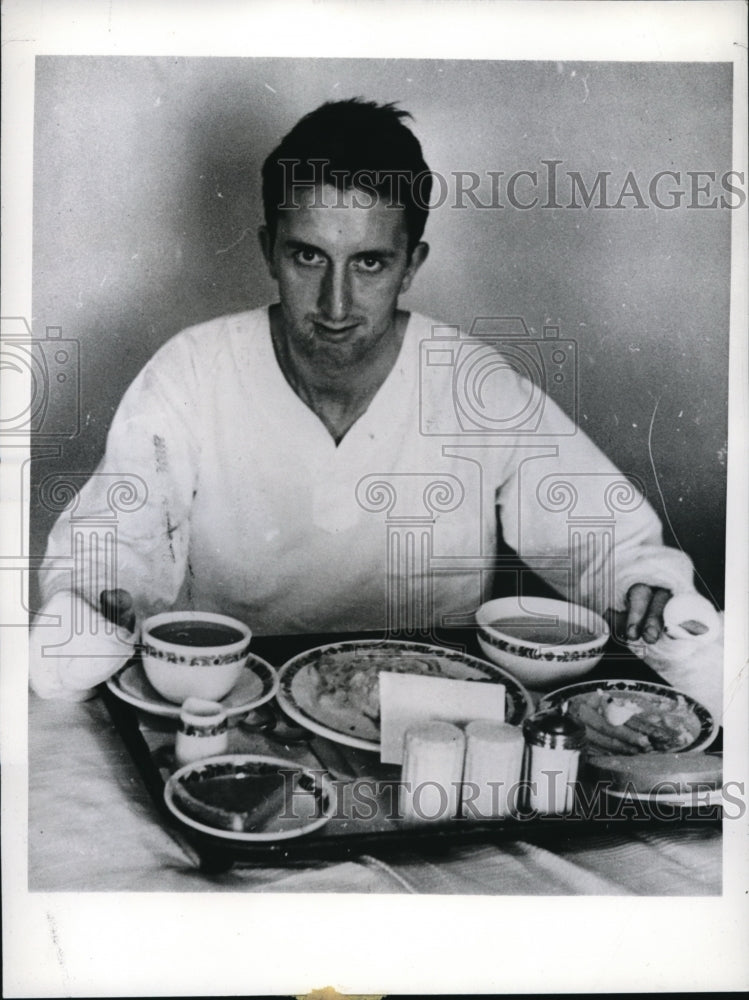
[106,654,278,718]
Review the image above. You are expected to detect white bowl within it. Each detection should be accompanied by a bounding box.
[475,596,609,690]
[140,611,252,704]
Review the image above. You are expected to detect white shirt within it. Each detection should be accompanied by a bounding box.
[31,307,722,713]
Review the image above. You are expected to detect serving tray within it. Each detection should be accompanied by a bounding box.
[101,629,721,875]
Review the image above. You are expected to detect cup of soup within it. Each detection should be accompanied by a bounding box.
[475,596,609,690]
[140,611,252,703]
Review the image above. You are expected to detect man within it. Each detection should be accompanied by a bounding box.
[30,99,722,712]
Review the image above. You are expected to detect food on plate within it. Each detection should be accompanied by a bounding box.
[583,750,722,794]
[602,697,640,726]
[312,648,452,721]
[172,761,294,833]
[563,688,701,755]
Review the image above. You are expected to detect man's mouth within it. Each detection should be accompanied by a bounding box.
[313,320,359,338]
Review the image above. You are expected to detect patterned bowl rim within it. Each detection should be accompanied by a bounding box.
[141,610,252,658]
[140,641,251,668]
[475,597,609,654]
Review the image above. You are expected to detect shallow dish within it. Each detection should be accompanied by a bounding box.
[276,639,534,752]
[475,596,609,688]
[538,678,717,755]
[106,655,278,719]
[164,754,334,841]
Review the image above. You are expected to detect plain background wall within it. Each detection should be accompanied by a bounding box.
[30,57,732,612]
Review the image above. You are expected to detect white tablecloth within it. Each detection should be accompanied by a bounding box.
[28,693,721,895]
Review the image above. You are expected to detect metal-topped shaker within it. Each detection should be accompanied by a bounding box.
[522,708,586,815]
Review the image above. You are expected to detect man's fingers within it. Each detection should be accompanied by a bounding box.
[625,583,652,640]
[625,584,672,642]
[604,607,628,643]
[640,587,671,644]
[99,588,136,633]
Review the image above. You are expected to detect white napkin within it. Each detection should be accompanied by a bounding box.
[379,672,505,764]
[629,595,724,722]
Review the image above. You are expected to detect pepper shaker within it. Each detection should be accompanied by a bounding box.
[522,710,586,815]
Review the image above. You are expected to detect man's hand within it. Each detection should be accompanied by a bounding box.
[99,588,136,634]
[624,583,672,643]
[606,584,672,645]
[30,589,138,700]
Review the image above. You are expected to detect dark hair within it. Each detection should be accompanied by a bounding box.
[261,98,432,253]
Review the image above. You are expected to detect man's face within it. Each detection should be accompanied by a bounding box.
[260,184,428,375]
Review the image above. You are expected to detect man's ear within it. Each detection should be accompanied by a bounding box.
[399,241,429,295]
[258,226,277,280]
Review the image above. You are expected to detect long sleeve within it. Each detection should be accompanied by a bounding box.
[495,383,695,610]
[493,378,722,713]
[30,335,202,698]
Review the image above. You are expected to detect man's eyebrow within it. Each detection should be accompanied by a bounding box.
[282,239,398,260]
[283,238,326,254]
[352,249,398,260]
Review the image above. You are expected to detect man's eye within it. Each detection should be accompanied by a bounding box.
[355,257,384,273]
[293,249,325,266]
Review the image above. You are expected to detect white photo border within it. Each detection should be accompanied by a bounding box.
[2,1,748,996]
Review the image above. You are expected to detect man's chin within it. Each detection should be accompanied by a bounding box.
[313,340,363,369]
[306,327,366,363]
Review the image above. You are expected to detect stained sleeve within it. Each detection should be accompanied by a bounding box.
[30,335,201,698]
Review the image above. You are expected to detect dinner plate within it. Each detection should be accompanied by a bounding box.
[537,678,717,753]
[106,654,278,718]
[276,639,534,752]
[164,754,334,842]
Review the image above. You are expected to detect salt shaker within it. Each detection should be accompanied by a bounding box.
[461,721,525,820]
[399,721,465,824]
[175,697,229,767]
[522,710,586,815]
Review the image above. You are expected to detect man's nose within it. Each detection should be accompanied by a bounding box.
[318,264,352,322]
